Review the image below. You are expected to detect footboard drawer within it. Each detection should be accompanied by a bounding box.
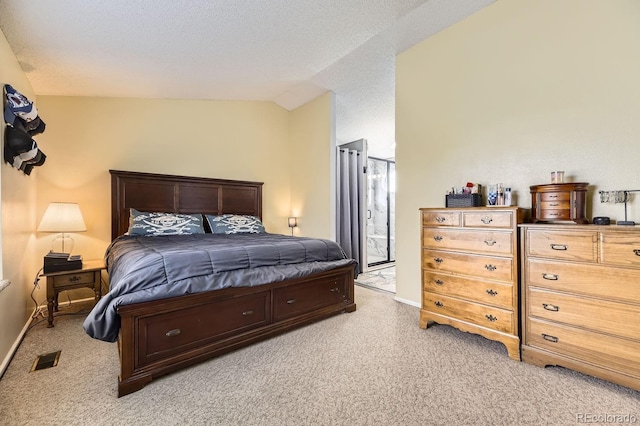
[138,290,271,365]
[274,275,348,321]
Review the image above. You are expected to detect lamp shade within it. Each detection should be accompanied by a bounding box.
[288,217,297,228]
[37,202,87,233]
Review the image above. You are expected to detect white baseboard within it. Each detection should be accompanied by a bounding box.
[0,296,95,378]
[393,295,420,308]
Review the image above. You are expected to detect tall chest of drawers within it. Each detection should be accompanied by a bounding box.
[520,224,640,391]
[419,207,525,361]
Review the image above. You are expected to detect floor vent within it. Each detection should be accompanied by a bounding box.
[30,351,61,372]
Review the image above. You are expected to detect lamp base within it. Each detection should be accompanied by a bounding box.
[617,220,636,226]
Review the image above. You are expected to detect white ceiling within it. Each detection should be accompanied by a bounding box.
[0,0,494,159]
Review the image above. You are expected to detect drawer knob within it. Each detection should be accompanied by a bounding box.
[550,244,568,251]
[434,301,444,308]
[542,273,559,280]
[486,289,498,296]
[434,257,443,264]
[329,287,340,292]
[434,279,444,286]
[485,314,497,322]
[165,328,181,337]
[484,264,497,271]
[433,235,443,242]
[634,249,640,256]
[435,216,446,223]
[68,276,81,283]
[542,333,559,343]
[481,217,492,224]
[286,299,296,304]
[542,303,559,312]
[484,240,496,246]
[242,310,254,316]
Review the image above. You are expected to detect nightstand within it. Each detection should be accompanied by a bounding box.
[42,259,106,327]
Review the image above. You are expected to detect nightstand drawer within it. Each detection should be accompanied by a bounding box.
[52,271,96,287]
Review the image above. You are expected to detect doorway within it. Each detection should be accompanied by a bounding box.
[367,157,395,268]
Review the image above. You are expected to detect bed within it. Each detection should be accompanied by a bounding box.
[84,170,357,397]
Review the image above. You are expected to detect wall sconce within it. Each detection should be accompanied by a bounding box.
[37,202,87,253]
[288,217,298,236]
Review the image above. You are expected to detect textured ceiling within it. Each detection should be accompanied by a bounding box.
[0,0,494,158]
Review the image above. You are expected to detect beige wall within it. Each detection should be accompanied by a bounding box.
[0,30,39,371]
[395,0,640,304]
[289,92,336,239]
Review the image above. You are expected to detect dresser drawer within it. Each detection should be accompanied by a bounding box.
[601,233,640,268]
[424,292,514,333]
[539,201,570,210]
[526,259,640,303]
[463,211,513,228]
[423,249,513,281]
[526,229,597,262]
[422,228,513,255]
[527,318,640,378]
[536,209,572,221]
[528,288,640,341]
[423,271,513,309]
[422,211,460,227]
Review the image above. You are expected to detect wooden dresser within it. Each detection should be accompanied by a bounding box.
[419,207,526,360]
[520,224,640,391]
[530,182,589,224]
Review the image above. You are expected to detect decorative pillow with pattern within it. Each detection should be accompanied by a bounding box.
[205,214,266,234]
[128,209,205,236]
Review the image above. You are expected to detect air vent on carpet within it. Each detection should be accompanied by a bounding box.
[30,350,61,372]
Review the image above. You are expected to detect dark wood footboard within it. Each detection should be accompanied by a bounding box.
[117,264,356,397]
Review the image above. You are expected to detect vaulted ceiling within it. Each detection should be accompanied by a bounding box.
[0,0,494,158]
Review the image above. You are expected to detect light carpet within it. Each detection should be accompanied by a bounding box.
[0,286,638,426]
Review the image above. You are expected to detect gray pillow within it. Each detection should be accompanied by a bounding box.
[128,209,205,236]
[205,214,266,234]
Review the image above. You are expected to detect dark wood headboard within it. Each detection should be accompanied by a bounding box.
[110,170,263,240]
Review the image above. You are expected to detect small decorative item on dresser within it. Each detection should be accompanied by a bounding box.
[530,182,589,224]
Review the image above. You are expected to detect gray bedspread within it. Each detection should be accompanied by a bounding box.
[83,233,356,342]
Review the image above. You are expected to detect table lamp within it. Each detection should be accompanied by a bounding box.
[37,202,87,254]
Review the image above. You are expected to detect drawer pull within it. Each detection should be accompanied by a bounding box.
[548,194,558,199]
[286,299,296,304]
[542,333,558,343]
[242,310,254,316]
[550,244,568,251]
[434,279,444,286]
[434,301,444,308]
[484,264,497,271]
[549,203,559,207]
[165,329,181,337]
[329,287,340,292]
[485,314,497,322]
[486,289,498,296]
[542,273,559,280]
[434,257,443,264]
[634,249,640,256]
[542,303,559,312]
[481,217,492,224]
[68,276,81,283]
[435,216,446,223]
[484,240,496,246]
[433,235,443,242]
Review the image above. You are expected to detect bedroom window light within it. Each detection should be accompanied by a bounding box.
[37,202,87,253]
[288,217,297,236]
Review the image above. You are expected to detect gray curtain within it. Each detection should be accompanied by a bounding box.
[337,148,364,275]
